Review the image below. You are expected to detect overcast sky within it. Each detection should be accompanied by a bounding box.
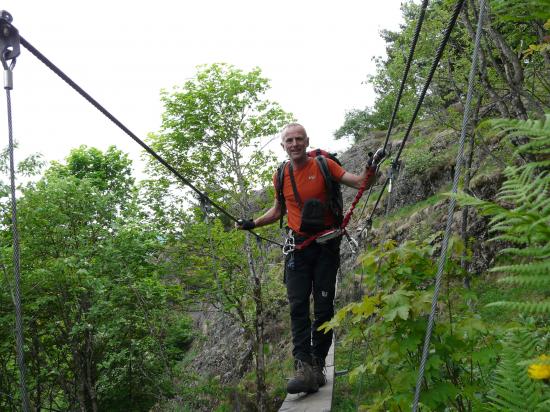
[0,0,404,177]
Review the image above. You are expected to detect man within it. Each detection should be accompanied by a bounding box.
[237,123,379,394]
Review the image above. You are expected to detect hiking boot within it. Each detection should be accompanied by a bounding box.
[312,357,327,387]
[287,360,319,394]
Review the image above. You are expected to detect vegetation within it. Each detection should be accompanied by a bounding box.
[0,146,190,411]
[1,0,549,411]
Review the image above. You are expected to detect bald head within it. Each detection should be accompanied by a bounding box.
[281,123,308,142]
[280,123,310,164]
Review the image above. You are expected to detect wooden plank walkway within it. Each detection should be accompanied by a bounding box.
[278,340,335,412]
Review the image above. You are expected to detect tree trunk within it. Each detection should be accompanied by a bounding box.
[231,132,267,412]
[84,328,98,412]
[461,96,481,290]
[534,21,550,68]
[461,2,510,117]
[244,234,267,412]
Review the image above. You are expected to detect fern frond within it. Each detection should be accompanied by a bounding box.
[498,275,550,287]
[499,245,550,259]
[485,328,550,411]
[483,114,550,140]
[522,159,550,171]
[486,301,550,314]
[491,261,550,275]
[490,234,529,245]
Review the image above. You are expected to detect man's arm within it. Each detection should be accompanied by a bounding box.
[339,148,385,189]
[340,166,376,190]
[236,197,282,230]
[254,197,282,228]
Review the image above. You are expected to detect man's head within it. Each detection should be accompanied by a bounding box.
[281,123,309,164]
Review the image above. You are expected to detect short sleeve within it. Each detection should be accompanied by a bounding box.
[326,158,346,181]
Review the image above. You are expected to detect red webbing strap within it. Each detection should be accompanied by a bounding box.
[340,166,376,229]
[294,228,334,250]
[294,166,375,250]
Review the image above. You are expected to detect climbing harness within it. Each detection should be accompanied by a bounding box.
[289,150,384,254]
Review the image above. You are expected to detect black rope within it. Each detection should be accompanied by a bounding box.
[368,0,466,221]
[18,36,282,247]
[381,0,430,154]
[354,0,428,227]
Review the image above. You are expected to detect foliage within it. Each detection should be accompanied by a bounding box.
[148,63,292,213]
[325,238,495,411]
[451,114,550,410]
[490,0,550,23]
[484,328,550,411]
[335,0,550,141]
[146,63,292,409]
[334,108,380,141]
[335,0,475,140]
[0,147,189,411]
[456,114,550,315]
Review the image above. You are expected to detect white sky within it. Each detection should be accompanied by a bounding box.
[0,0,403,177]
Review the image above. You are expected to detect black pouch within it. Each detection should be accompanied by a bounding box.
[299,198,326,234]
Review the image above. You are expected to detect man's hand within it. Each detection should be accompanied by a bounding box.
[236,218,256,230]
[366,148,386,168]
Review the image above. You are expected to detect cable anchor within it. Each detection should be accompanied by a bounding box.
[0,11,20,90]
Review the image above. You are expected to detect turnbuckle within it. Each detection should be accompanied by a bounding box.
[0,11,20,90]
[282,234,295,255]
[316,228,342,244]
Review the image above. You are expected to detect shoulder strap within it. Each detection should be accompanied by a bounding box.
[277,161,288,229]
[315,155,333,197]
[288,162,303,208]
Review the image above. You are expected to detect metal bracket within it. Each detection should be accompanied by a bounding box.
[0,11,20,89]
[0,11,19,63]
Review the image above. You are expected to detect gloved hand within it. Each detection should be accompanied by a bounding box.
[237,218,256,230]
[366,148,386,168]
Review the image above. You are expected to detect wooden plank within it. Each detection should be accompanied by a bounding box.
[278,340,335,412]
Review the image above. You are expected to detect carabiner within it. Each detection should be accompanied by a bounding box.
[344,230,358,254]
[282,234,295,255]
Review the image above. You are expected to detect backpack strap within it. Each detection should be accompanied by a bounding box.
[288,162,303,208]
[315,156,343,225]
[277,161,288,229]
[315,155,333,203]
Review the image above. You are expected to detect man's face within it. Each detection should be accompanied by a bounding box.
[281,126,309,162]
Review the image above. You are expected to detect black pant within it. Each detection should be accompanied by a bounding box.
[285,238,340,365]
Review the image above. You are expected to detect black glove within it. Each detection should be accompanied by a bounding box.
[366,148,386,168]
[238,219,256,230]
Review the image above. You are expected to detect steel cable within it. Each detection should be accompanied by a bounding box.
[5,86,31,412]
[18,36,282,247]
[367,0,466,223]
[381,0,430,154]
[354,0,428,227]
[412,0,486,409]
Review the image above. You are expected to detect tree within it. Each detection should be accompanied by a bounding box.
[148,63,293,410]
[335,0,550,141]
[0,146,190,411]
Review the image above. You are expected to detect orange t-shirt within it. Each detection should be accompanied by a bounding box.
[273,157,345,233]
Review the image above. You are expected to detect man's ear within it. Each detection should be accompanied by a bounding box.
[305,137,310,148]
